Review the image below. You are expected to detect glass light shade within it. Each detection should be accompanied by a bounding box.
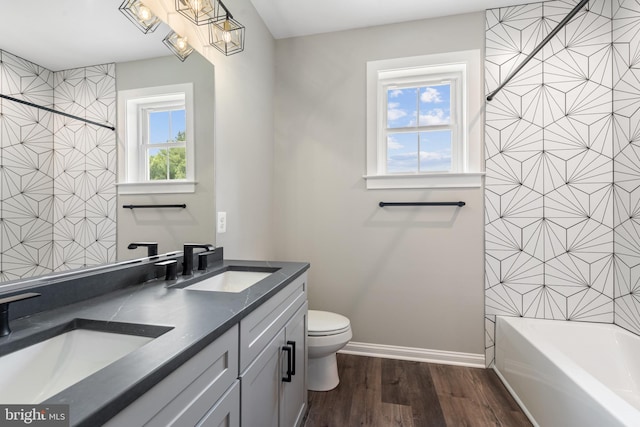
[175,0,219,25]
[209,17,245,56]
[163,31,194,62]
[119,0,161,34]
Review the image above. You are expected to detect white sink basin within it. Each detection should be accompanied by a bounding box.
[0,329,153,403]
[185,271,272,293]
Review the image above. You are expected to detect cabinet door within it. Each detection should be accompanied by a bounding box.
[280,302,308,427]
[241,329,284,427]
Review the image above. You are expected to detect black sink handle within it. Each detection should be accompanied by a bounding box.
[0,292,41,337]
[155,260,178,281]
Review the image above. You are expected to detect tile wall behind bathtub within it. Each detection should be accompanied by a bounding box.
[612,0,640,337]
[484,0,615,365]
[0,50,116,281]
[485,0,640,364]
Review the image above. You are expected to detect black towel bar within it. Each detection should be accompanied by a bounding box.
[379,201,465,207]
[123,204,187,209]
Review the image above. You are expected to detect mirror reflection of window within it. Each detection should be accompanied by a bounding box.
[143,105,187,181]
[117,83,195,194]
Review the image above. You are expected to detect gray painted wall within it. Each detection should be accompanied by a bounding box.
[115,53,216,259]
[273,13,486,355]
[141,0,277,261]
[212,0,276,260]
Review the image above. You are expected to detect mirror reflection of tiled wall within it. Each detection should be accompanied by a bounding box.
[0,50,116,281]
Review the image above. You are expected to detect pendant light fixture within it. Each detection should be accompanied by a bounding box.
[163,31,194,61]
[175,0,219,25]
[119,0,161,34]
[119,0,246,60]
[209,0,245,56]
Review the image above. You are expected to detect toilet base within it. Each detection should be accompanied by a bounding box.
[308,352,340,391]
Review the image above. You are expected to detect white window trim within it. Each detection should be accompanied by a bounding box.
[117,83,196,194]
[365,50,484,190]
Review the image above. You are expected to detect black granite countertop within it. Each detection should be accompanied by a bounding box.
[0,258,309,426]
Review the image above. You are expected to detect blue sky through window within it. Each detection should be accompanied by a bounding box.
[149,109,186,144]
[386,84,452,173]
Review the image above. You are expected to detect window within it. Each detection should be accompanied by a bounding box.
[365,50,483,189]
[385,80,459,174]
[117,83,195,194]
[142,101,187,181]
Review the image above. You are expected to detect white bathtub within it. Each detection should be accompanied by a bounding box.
[495,316,640,427]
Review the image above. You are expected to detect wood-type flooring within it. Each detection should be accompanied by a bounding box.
[304,354,532,427]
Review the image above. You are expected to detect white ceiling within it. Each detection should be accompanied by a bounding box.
[0,0,535,71]
[0,0,170,71]
[250,0,536,39]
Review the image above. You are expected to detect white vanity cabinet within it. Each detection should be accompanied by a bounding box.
[105,272,308,427]
[240,273,308,427]
[105,324,240,427]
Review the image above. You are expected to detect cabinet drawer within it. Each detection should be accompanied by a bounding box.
[240,273,306,373]
[105,324,239,427]
[196,380,239,427]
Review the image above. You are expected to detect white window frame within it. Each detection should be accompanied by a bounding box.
[117,83,195,194]
[365,50,484,189]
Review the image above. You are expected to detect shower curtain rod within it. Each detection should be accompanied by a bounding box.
[0,93,115,131]
[486,0,590,102]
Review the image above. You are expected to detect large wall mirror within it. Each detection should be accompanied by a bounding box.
[0,0,216,285]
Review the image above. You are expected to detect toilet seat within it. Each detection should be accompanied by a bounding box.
[308,310,351,336]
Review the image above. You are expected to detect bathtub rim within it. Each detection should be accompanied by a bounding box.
[495,316,640,427]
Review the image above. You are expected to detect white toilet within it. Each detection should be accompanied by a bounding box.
[307,310,352,391]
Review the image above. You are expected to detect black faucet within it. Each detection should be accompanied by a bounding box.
[0,292,41,337]
[182,244,215,276]
[127,242,159,257]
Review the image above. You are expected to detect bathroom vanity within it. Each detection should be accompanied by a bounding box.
[0,248,309,427]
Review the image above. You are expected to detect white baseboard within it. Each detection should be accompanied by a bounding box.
[340,341,485,368]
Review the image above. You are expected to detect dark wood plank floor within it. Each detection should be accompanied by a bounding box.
[304,354,531,427]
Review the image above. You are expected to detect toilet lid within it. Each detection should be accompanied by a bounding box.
[308,310,351,336]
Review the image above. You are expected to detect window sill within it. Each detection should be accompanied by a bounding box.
[117,181,196,195]
[363,173,484,190]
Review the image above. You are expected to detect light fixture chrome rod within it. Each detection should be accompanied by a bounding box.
[0,93,115,131]
[486,0,589,102]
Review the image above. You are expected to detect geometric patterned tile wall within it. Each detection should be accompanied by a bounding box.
[52,65,116,272]
[0,49,116,280]
[485,0,614,365]
[0,50,54,281]
[613,0,640,335]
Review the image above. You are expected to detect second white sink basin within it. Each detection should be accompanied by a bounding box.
[0,329,153,404]
[185,270,273,293]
